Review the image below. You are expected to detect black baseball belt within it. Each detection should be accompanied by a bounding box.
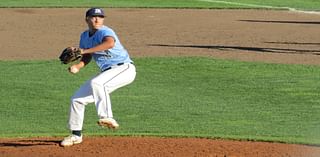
[102,62,133,72]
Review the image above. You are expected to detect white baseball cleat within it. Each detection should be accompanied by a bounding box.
[60,134,83,147]
[98,117,119,129]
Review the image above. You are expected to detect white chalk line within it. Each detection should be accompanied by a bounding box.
[198,0,320,15]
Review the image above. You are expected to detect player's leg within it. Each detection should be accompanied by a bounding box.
[61,79,95,147]
[91,63,136,128]
[68,79,95,130]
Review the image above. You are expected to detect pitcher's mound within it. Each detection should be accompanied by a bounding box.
[0,136,319,157]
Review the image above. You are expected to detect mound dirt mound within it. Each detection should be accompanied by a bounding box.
[0,136,319,157]
[0,8,319,157]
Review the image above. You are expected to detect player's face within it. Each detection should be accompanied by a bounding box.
[86,16,104,30]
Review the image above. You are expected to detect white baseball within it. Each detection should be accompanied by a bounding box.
[70,66,79,74]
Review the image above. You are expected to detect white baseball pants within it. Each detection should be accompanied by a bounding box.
[68,63,136,131]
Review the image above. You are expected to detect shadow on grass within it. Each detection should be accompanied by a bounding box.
[148,44,320,55]
[265,42,320,46]
[239,20,320,25]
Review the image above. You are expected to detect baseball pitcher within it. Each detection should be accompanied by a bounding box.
[59,8,136,147]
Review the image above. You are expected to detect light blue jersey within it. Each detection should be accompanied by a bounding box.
[79,25,132,71]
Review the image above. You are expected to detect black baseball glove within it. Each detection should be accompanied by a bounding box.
[59,47,83,64]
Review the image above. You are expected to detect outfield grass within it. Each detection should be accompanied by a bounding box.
[0,57,319,145]
[0,0,319,10]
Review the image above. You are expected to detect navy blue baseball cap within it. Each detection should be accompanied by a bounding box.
[85,8,105,17]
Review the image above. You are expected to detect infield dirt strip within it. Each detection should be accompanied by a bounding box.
[0,8,320,157]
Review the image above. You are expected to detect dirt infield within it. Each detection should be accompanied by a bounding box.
[1,136,320,157]
[0,8,319,157]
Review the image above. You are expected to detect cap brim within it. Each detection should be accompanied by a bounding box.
[88,14,104,17]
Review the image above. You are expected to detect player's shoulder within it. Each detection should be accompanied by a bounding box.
[98,25,114,33]
[97,26,116,37]
[80,30,89,38]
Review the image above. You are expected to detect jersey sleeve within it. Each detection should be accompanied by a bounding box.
[98,28,116,43]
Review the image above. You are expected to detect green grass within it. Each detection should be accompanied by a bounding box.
[0,57,319,145]
[0,0,319,10]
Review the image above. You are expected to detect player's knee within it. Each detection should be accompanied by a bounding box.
[90,79,102,87]
[90,80,113,94]
[71,96,84,106]
[90,79,110,91]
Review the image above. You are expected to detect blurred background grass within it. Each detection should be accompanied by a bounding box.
[0,0,319,10]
